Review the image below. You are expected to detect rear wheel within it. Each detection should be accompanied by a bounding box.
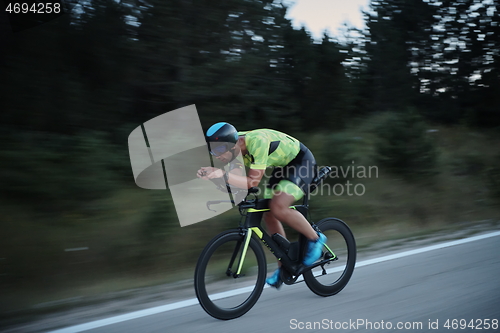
[303,218,356,296]
[194,230,267,320]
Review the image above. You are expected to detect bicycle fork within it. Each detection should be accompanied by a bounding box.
[226,229,254,278]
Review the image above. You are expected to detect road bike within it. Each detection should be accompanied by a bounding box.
[194,167,356,320]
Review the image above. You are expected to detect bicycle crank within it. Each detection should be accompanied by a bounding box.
[280,268,299,285]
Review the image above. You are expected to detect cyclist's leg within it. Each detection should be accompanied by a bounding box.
[270,144,327,265]
[269,143,319,240]
[264,210,284,287]
[263,174,286,288]
[270,187,326,266]
[269,188,318,240]
[263,168,287,239]
[263,211,286,239]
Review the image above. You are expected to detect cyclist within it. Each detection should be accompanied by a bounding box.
[196,122,326,289]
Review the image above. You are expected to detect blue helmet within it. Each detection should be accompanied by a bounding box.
[206,122,238,156]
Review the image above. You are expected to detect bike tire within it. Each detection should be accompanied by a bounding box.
[303,218,356,297]
[194,230,267,320]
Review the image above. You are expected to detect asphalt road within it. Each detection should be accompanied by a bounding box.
[51,231,500,333]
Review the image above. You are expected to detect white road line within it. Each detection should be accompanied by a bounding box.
[355,230,500,268]
[47,230,500,333]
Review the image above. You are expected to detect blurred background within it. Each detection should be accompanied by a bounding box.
[0,0,499,323]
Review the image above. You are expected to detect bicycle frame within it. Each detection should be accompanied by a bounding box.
[196,166,355,320]
[240,199,307,275]
[217,192,338,283]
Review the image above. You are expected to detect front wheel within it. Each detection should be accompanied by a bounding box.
[303,218,356,296]
[194,230,267,320]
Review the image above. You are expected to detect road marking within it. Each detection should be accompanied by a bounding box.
[64,247,89,252]
[354,230,500,269]
[48,230,500,333]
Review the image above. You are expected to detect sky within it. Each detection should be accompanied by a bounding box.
[285,0,371,40]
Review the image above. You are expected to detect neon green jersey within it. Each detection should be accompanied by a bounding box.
[238,129,300,170]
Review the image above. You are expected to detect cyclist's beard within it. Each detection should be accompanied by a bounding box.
[218,149,237,164]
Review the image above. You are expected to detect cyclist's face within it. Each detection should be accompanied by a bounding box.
[211,139,241,164]
[215,150,233,163]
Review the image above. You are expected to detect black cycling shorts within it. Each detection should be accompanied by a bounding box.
[264,143,317,200]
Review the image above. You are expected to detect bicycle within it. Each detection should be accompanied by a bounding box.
[194,166,356,320]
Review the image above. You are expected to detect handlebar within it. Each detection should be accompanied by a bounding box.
[206,200,235,212]
[205,186,261,212]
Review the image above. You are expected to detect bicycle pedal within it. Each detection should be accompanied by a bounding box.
[268,280,283,289]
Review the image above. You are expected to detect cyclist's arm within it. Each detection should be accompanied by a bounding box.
[229,167,243,176]
[226,168,264,189]
[226,133,267,187]
[201,167,263,188]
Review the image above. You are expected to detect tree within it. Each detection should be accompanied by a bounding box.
[375,111,438,179]
[362,0,439,113]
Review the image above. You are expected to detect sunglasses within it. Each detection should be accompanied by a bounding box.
[210,144,230,157]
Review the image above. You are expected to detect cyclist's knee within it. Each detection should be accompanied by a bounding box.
[264,211,278,225]
[269,194,294,221]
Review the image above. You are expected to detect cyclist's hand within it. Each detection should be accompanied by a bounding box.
[197,167,223,180]
[197,167,210,179]
[206,168,224,179]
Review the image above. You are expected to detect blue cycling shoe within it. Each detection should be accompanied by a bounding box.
[266,268,283,289]
[303,232,327,266]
